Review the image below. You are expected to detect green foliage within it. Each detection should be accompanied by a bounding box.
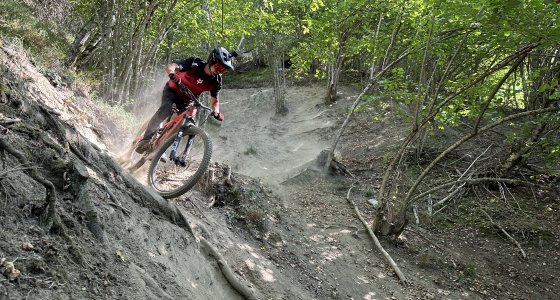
[226,67,272,88]
[462,264,477,278]
[363,189,375,198]
[0,0,69,66]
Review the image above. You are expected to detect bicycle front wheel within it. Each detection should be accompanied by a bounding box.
[147,127,212,198]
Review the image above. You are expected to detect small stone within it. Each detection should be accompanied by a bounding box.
[8,269,20,281]
[21,243,34,251]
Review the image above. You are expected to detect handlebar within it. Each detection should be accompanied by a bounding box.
[174,80,223,121]
[174,80,211,111]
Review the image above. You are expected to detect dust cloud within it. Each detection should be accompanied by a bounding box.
[207,86,333,184]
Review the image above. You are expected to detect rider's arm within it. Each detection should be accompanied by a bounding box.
[210,96,219,113]
[210,77,222,113]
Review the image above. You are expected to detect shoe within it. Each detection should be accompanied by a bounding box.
[135,139,151,154]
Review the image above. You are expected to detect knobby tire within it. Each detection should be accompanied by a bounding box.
[147,126,212,199]
[128,155,148,172]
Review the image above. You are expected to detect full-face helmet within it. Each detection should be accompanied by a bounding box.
[208,47,236,73]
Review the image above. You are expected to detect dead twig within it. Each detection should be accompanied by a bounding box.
[225,165,232,186]
[1,182,9,212]
[346,184,408,284]
[434,182,466,208]
[449,145,492,192]
[1,285,8,300]
[207,195,216,208]
[481,209,527,259]
[411,177,537,204]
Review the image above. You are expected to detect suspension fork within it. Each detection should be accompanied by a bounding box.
[170,115,196,163]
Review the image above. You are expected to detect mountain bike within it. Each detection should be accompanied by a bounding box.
[119,83,221,198]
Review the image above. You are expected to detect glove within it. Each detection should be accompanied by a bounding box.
[211,111,224,121]
[169,73,180,84]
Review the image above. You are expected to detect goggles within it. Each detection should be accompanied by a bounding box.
[213,63,228,74]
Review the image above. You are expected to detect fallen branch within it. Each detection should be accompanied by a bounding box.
[346,184,407,284]
[481,209,527,259]
[449,144,493,192]
[410,177,536,204]
[0,116,21,126]
[433,182,466,208]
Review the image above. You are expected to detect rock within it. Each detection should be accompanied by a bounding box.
[21,242,34,251]
[3,261,21,281]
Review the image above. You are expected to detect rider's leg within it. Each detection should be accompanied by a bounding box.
[142,85,175,141]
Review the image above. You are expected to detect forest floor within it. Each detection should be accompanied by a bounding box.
[1,41,559,300]
[177,83,559,300]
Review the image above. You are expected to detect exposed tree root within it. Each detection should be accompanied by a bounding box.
[179,212,258,300]
[0,137,57,229]
[200,237,257,300]
[345,184,408,284]
[99,181,131,216]
[0,136,85,265]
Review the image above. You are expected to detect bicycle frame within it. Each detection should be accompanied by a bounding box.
[147,82,212,164]
[151,106,198,152]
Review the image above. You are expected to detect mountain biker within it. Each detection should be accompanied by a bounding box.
[136,47,236,153]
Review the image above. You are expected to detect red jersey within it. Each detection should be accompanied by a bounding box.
[167,57,222,103]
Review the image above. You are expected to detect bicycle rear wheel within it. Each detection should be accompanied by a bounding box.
[127,151,148,172]
[147,126,212,199]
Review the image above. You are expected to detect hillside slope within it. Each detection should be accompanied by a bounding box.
[0,38,260,299]
[2,37,559,300]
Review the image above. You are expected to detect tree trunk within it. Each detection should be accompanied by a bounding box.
[325,31,348,104]
[65,6,104,68]
[272,52,287,115]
